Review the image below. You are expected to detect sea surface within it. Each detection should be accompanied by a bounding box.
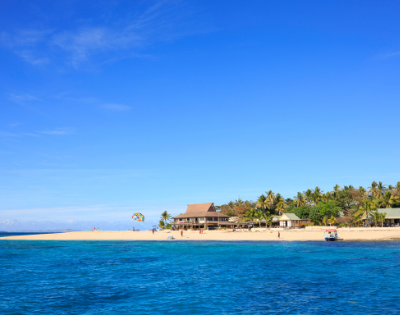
[0,232,61,238]
[1,241,399,314]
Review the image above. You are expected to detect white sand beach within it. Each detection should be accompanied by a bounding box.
[2,228,400,241]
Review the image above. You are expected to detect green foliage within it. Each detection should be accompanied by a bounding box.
[160,211,171,227]
[309,207,323,225]
[166,224,171,229]
[159,220,165,228]
[308,202,339,225]
[294,206,311,219]
[221,180,399,225]
[315,201,341,218]
[285,204,296,213]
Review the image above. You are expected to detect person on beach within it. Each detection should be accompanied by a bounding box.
[152,228,154,234]
[278,231,280,239]
[181,230,183,237]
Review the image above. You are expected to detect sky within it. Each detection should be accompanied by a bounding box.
[1,0,400,231]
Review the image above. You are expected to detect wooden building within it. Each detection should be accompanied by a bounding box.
[362,208,400,226]
[171,202,231,230]
[279,213,310,228]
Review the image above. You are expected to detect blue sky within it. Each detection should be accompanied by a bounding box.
[1,0,399,231]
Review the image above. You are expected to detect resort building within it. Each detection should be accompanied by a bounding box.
[362,208,400,226]
[171,202,232,230]
[279,213,310,228]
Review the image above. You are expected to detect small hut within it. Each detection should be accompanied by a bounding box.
[279,213,309,228]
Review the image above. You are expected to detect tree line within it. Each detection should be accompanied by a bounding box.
[220,181,400,227]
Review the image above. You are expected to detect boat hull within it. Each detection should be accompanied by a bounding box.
[325,237,337,241]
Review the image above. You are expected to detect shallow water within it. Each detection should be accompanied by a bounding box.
[0,232,61,238]
[1,241,399,314]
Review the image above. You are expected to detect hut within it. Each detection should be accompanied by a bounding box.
[279,213,310,228]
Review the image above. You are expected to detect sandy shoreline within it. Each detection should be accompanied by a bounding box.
[2,228,400,241]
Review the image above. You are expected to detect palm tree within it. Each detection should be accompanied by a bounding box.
[377,191,400,208]
[376,181,387,198]
[333,184,341,192]
[263,212,274,228]
[160,211,171,228]
[266,190,275,203]
[304,189,313,205]
[328,216,337,226]
[395,182,400,195]
[371,210,380,226]
[379,212,387,227]
[257,194,269,213]
[275,201,286,215]
[360,199,377,227]
[293,192,306,207]
[368,181,378,197]
[245,208,256,226]
[311,186,323,205]
[352,210,364,227]
[358,186,366,196]
[254,209,264,228]
[274,193,284,204]
[321,192,332,203]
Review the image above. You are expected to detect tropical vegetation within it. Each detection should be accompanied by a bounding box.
[220,181,400,226]
[160,211,172,229]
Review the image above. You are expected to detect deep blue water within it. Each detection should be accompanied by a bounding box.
[1,241,400,314]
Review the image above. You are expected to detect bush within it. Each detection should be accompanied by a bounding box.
[294,206,311,219]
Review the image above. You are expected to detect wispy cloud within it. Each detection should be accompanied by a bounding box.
[37,127,75,135]
[8,93,41,103]
[379,51,400,60]
[18,50,49,65]
[102,103,131,111]
[0,131,19,138]
[1,128,75,137]
[0,1,208,68]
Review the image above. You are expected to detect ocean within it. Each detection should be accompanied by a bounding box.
[1,241,399,314]
[0,232,61,238]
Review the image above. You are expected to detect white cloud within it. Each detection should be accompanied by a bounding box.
[0,1,208,68]
[37,127,75,135]
[102,103,131,111]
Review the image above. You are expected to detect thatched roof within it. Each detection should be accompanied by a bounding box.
[174,202,229,218]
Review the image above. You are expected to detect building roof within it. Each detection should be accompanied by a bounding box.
[279,213,301,221]
[362,208,400,220]
[173,202,229,219]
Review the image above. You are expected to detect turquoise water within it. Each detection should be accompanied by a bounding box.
[0,232,61,238]
[1,241,400,314]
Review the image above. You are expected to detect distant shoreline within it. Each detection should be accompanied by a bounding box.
[2,228,400,242]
